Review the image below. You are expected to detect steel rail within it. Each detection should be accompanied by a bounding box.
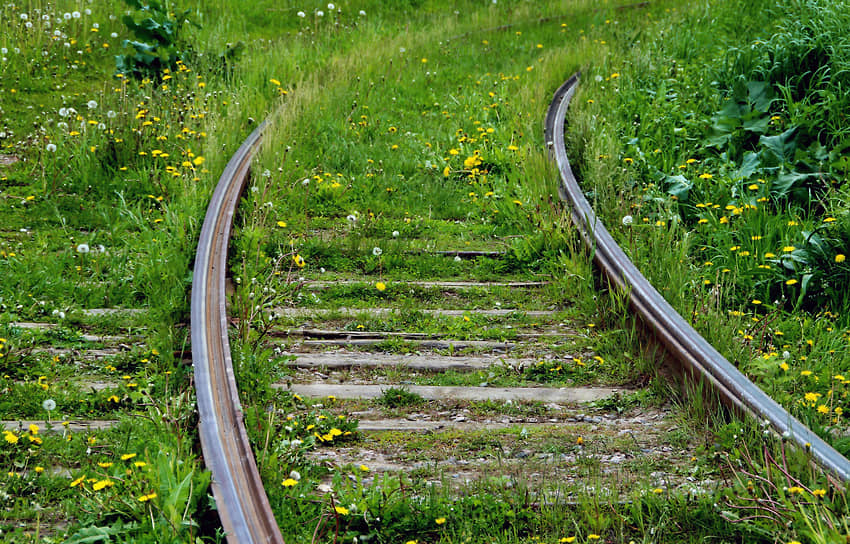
[545,73,850,483]
[191,120,286,544]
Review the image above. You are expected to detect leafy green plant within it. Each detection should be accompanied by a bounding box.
[115,0,198,79]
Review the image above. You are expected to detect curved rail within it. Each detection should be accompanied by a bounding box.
[191,121,285,544]
[545,73,850,483]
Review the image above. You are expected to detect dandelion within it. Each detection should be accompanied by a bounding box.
[699,173,713,179]
[92,479,113,491]
[334,506,349,515]
[297,11,305,17]
[76,243,90,253]
[277,221,287,228]
[120,453,137,461]
[282,478,298,487]
[292,254,305,268]
[359,10,366,16]
[72,11,81,18]
[138,492,157,502]
[622,215,633,226]
[376,282,386,292]
[392,230,399,237]
[46,143,57,152]
[372,247,383,256]
[435,517,446,525]
[782,246,795,253]
[327,3,335,9]
[588,535,601,541]
[836,254,846,263]
[3,431,18,444]
[346,214,357,224]
[42,399,56,411]
[316,10,324,17]
[87,100,97,109]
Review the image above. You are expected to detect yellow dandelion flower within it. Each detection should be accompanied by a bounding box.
[376,281,386,292]
[836,254,846,263]
[138,492,157,502]
[93,479,113,491]
[435,517,446,525]
[120,453,137,461]
[334,506,349,515]
[282,478,298,487]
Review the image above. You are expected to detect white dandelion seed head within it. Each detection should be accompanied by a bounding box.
[316,10,324,17]
[622,215,633,226]
[59,107,68,117]
[595,75,603,82]
[53,30,61,37]
[87,100,97,109]
[72,11,81,19]
[76,243,90,253]
[42,399,56,411]
[297,11,305,17]
[107,110,116,119]
[372,247,382,256]
[91,22,98,29]
[289,470,301,481]
[96,244,106,253]
[97,123,105,130]
[1,48,7,55]
[782,351,791,360]
[63,12,72,20]
[454,255,462,262]
[346,214,357,223]
[359,10,366,16]
[327,3,334,10]
[392,230,399,238]
[26,21,32,28]
[20,13,28,20]
[84,9,91,16]
[302,178,310,186]
[46,143,57,152]
[320,267,326,273]
[110,32,118,38]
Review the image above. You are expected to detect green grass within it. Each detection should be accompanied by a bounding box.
[4,0,849,542]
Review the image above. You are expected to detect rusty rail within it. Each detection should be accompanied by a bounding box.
[545,73,850,483]
[191,121,285,543]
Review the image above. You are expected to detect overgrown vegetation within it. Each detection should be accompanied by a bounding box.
[3,0,849,542]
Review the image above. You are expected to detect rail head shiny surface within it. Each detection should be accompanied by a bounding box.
[191,120,285,544]
[546,73,850,484]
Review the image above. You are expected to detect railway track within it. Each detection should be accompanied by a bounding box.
[187,70,850,541]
